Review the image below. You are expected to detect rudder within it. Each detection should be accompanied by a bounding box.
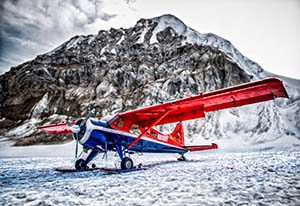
[169,122,184,146]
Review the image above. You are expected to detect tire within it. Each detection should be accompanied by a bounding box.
[75,158,87,170]
[121,157,133,170]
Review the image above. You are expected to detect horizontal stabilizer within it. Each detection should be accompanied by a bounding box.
[37,123,73,135]
[183,143,218,152]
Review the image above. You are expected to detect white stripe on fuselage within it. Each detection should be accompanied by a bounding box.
[80,119,184,150]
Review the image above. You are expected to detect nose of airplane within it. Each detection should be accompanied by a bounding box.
[74,119,87,143]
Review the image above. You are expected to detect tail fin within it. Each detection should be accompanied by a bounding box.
[169,122,184,146]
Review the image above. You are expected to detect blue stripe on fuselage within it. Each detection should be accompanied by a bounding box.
[83,128,187,153]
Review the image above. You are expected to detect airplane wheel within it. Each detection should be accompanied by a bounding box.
[75,158,87,170]
[121,157,133,170]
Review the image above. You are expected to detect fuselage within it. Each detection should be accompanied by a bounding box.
[79,118,187,154]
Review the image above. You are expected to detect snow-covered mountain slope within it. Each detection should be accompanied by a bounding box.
[0,14,299,147]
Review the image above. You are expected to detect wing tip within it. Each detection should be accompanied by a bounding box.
[266,77,289,99]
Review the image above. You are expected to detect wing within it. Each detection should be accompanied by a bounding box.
[111,78,288,128]
[37,122,73,134]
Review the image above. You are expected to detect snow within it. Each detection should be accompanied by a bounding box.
[184,31,261,77]
[45,35,85,55]
[5,93,49,138]
[150,14,263,77]
[42,67,51,77]
[5,120,36,138]
[65,36,84,49]
[0,141,76,158]
[150,14,187,44]
[116,35,125,45]
[87,35,96,45]
[65,87,92,101]
[110,48,117,54]
[136,27,147,44]
[100,45,107,55]
[136,20,151,44]
[1,146,299,205]
[32,93,49,120]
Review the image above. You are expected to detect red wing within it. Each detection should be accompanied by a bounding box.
[113,78,288,127]
[37,123,73,135]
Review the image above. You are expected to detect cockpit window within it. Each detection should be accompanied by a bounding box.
[100,115,115,122]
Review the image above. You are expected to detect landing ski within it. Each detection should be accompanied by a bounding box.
[54,166,146,174]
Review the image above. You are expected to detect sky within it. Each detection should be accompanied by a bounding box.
[0,0,299,79]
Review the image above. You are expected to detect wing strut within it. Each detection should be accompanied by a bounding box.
[127,109,172,150]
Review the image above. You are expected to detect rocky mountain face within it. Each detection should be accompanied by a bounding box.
[0,14,299,147]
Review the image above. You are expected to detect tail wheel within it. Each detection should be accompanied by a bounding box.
[178,153,187,161]
[121,157,133,170]
[75,158,87,170]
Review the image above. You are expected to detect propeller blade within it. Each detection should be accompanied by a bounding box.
[71,133,76,141]
[79,109,95,128]
[105,141,108,162]
[101,141,108,161]
[75,133,79,159]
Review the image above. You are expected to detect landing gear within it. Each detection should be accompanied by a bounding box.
[178,153,187,161]
[121,157,134,170]
[115,144,134,170]
[75,158,87,170]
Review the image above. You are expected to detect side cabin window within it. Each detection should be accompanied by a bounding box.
[130,124,141,135]
[111,116,134,132]
[151,131,157,138]
[116,119,124,128]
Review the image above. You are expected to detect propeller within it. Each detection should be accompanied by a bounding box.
[65,109,95,159]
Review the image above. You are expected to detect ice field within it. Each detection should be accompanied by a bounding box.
[1,146,299,206]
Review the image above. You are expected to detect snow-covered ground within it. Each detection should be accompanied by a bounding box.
[0,141,299,206]
[0,141,75,158]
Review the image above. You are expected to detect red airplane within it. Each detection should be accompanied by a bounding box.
[38,78,288,171]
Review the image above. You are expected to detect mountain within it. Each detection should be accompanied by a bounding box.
[0,14,299,147]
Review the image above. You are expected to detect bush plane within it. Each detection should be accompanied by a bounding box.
[37,78,288,170]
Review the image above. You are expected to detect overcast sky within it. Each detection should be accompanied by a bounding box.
[0,0,299,79]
